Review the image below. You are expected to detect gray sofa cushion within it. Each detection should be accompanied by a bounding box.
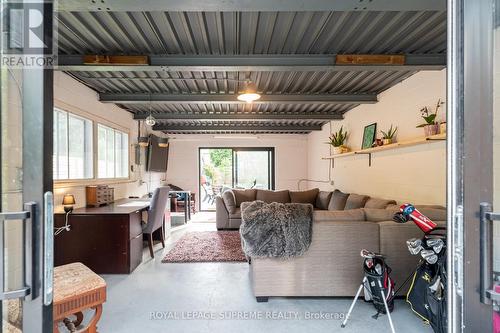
[365,198,397,209]
[328,189,349,210]
[364,208,398,222]
[290,188,319,205]
[229,207,241,219]
[385,205,447,221]
[314,209,366,222]
[233,189,257,207]
[221,191,237,214]
[315,191,333,210]
[256,189,290,203]
[345,193,370,210]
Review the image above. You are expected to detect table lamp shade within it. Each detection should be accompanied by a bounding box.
[62,194,76,206]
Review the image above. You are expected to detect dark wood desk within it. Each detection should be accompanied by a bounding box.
[54,199,169,274]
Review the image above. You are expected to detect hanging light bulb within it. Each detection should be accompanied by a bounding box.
[145,115,156,126]
[237,79,261,103]
[145,93,156,126]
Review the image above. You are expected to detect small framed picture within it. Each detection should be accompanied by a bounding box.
[361,123,377,149]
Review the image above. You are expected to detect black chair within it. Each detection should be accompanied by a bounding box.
[142,186,170,258]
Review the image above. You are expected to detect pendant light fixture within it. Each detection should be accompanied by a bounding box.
[237,75,261,103]
[138,120,149,147]
[145,93,156,126]
[158,137,169,148]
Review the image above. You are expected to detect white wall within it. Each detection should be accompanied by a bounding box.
[53,73,309,210]
[307,70,447,205]
[166,135,309,206]
[53,72,164,210]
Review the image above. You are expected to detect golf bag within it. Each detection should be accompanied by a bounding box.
[406,228,447,333]
[361,250,395,314]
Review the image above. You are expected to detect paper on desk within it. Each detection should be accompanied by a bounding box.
[117,201,150,207]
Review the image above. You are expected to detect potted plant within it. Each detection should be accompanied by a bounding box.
[326,126,349,154]
[380,125,398,145]
[417,99,445,136]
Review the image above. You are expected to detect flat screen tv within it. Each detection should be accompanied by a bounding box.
[146,135,169,172]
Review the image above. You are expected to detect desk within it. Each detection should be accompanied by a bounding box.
[54,198,170,274]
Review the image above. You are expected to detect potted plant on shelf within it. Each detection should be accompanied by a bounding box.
[417,99,445,136]
[380,125,398,145]
[326,126,349,155]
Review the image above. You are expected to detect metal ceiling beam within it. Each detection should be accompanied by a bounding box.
[133,113,344,121]
[152,124,324,131]
[57,0,446,12]
[57,54,446,72]
[100,93,376,105]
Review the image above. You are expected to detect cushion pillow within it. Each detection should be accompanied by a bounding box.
[314,209,366,222]
[315,191,333,210]
[328,189,349,210]
[344,193,370,210]
[221,191,237,214]
[256,189,290,203]
[290,188,319,205]
[364,198,397,209]
[364,208,398,222]
[233,189,257,207]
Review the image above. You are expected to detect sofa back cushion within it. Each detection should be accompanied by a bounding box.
[290,188,319,205]
[314,209,366,222]
[328,189,349,210]
[256,189,290,203]
[233,189,257,207]
[315,191,333,210]
[344,193,370,210]
[364,198,397,209]
[364,208,397,222]
[221,191,237,214]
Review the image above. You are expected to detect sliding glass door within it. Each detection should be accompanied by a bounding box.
[199,148,275,211]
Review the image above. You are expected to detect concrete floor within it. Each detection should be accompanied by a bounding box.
[97,214,433,333]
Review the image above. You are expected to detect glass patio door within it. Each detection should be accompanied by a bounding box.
[233,148,275,190]
[199,147,275,210]
[1,1,54,331]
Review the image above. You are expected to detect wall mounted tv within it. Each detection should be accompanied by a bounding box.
[146,135,169,172]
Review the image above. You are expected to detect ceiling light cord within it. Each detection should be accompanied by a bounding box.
[145,93,156,126]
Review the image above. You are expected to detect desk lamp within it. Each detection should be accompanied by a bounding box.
[55,194,76,236]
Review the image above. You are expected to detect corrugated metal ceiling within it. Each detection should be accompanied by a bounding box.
[57,11,446,55]
[58,9,446,134]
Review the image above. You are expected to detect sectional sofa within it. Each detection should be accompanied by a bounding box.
[215,188,446,301]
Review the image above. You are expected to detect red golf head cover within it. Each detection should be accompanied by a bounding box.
[400,203,437,233]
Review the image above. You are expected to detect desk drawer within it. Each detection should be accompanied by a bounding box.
[129,211,143,239]
[129,233,143,273]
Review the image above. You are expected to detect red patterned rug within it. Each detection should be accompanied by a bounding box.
[162,231,247,263]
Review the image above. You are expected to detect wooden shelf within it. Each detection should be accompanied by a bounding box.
[322,133,446,166]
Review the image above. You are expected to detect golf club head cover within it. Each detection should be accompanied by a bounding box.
[400,203,437,233]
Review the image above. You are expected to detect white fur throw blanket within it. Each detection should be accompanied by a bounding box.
[240,201,313,258]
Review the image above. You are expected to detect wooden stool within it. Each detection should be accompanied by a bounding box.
[53,262,107,333]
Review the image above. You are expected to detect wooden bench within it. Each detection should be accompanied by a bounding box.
[53,263,106,333]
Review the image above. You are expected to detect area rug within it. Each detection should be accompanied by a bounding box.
[162,231,247,263]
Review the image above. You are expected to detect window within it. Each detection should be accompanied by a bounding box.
[53,109,93,180]
[97,124,129,178]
